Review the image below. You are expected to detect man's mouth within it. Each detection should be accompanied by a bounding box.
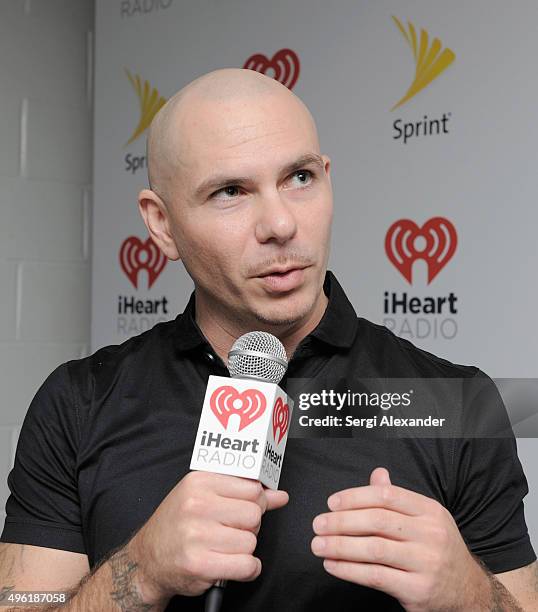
[257,266,310,293]
[258,264,309,277]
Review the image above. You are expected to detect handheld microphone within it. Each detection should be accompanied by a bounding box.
[189,331,293,612]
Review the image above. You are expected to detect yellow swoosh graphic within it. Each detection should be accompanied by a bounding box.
[391,16,455,111]
[125,69,167,146]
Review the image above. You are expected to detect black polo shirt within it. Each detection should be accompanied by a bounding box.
[1,270,535,611]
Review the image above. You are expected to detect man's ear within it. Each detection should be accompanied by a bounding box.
[138,188,180,261]
[322,154,332,185]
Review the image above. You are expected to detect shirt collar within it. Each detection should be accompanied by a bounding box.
[174,269,359,353]
[309,270,359,349]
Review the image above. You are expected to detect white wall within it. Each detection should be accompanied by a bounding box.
[0,0,93,526]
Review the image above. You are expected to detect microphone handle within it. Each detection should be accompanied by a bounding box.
[205,579,227,612]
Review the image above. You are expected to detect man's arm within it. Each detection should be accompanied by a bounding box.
[1,472,290,611]
[0,540,166,612]
[493,561,538,611]
[0,544,89,592]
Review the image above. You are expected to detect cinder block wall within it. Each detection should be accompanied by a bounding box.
[0,0,93,526]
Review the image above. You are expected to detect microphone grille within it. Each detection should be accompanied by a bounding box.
[228,331,288,383]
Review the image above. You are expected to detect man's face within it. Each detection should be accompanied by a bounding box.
[162,92,333,329]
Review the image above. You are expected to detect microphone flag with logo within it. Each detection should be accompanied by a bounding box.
[190,331,293,489]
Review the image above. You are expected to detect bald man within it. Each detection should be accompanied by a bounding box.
[141,68,331,358]
[0,69,536,611]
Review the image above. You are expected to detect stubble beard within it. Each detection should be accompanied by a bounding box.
[248,286,321,329]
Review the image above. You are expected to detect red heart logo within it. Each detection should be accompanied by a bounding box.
[119,236,167,289]
[385,217,457,284]
[243,48,300,90]
[210,385,267,432]
[272,397,290,445]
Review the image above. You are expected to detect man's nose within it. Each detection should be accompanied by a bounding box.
[254,190,298,244]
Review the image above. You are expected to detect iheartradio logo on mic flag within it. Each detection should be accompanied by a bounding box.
[209,385,267,432]
[272,397,290,444]
[190,376,293,489]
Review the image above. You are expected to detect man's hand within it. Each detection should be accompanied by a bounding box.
[128,471,289,606]
[311,467,492,612]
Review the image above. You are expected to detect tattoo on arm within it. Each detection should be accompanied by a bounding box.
[1,541,154,612]
[0,586,15,603]
[109,549,152,612]
[0,544,21,606]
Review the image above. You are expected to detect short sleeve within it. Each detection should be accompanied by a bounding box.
[450,370,536,573]
[0,363,85,554]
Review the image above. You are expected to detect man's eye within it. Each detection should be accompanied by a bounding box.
[212,185,241,200]
[291,169,314,186]
[211,169,315,200]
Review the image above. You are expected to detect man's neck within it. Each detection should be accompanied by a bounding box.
[195,290,329,365]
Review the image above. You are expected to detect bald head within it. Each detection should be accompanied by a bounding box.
[146,68,320,201]
[138,67,333,344]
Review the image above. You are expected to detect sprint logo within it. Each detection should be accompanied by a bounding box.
[391,16,455,110]
[125,69,167,146]
[124,69,167,174]
[391,17,455,145]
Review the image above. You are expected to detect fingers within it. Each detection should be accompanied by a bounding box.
[327,483,434,516]
[369,467,391,486]
[264,489,289,511]
[186,473,289,511]
[194,472,265,502]
[321,559,416,601]
[189,552,262,583]
[206,523,258,555]
[143,473,285,598]
[201,474,289,512]
[313,508,415,541]
[209,497,264,532]
[208,493,288,531]
[311,535,422,572]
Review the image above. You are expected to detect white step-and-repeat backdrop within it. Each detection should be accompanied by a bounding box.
[92,0,538,542]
